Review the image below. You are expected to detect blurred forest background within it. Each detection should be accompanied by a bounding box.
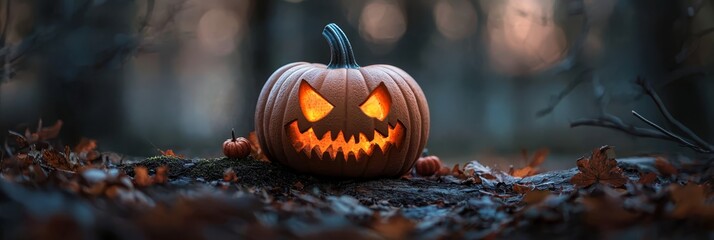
[0,0,712,169]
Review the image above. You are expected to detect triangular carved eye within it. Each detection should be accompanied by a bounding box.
[360,83,391,121]
[299,81,334,122]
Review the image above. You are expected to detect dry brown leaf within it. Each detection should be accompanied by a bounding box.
[511,148,549,178]
[159,149,184,158]
[7,131,29,149]
[133,166,152,187]
[223,168,238,182]
[437,166,450,176]
[73,138,100,162]
[655,158,678,177]
[581,191,640,229]
[248,131,269,161]
[522,190,551,205]
[74,138,97,153]
[25,119,63,143]
[105,185,121,198]
[82,182,107,196]
[670,183,714,219]
[451,164,465,179]
[571,146,627,188]
[293,181,305,190]
[42,149,73,171]
[154,166,169,184]
[37,120,63,141]
[513,184,534,194]
[638,172,657,185]
[371,213,415,240]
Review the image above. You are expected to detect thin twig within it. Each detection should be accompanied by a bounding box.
[536,69,592,117]
[656,65,708,87]
[636,77,714,152]
[138,0,155,34]
[0,0,10,44]
[631,110,707,153]
[38,163,76,175]
[571,77,714,154]
[570,116,671,140]
[535,0,593,117]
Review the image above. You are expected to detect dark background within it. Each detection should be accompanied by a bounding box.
[0,0,712,168]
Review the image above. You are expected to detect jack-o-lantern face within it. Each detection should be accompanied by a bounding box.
[255,23,429,178]
[287,81,405,161]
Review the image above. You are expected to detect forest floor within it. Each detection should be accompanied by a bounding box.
[1,124,714,239]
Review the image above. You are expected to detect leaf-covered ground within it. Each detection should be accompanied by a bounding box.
[1,122,714,239]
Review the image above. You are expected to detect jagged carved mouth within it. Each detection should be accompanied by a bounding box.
[286,120,405,160]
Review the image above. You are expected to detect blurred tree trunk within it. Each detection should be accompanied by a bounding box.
[241,0,271,135]
[34,0,138,145]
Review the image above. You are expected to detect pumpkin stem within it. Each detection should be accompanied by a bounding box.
[231,128,236,141]
[323,23,359,69]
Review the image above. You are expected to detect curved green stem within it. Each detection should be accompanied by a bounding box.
[322,23,359,69]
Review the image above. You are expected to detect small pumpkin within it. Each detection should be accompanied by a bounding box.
[223,129,251,159]
[255,23,430,178]
[415,155,442,177]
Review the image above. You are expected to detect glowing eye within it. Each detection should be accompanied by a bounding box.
[299,81,334,122]
[360,83,391,121]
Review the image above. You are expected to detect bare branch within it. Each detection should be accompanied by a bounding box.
[636,77,714,152]
[656,65,708,86]
[138,0,155,34]
[631,110,708,153]
[0,0,10,44]
[570,115,671,140]
[536,69,592,117]
[571,77,714,154]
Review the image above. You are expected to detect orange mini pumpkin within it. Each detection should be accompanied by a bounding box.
[255,23,430,178]
[415,155,442,177]
[223,129,251,159]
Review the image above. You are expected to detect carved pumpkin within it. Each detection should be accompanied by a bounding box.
[254,23,429,178]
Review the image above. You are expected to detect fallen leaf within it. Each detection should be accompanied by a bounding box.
[133,166,152,187]
[511,148,549,178]
[223,168,238,182]
[154,166,169,184]
[638,172,657,185]
[74,138,100,162]
[513,183,534,194]
[463,161,498,180]
[7,131,29,150]
[39,119,63,141]
[371,213,415,240]
[74,138,97,153]
[248,131,269,161]
[571,146,627,188]
[654,158,678,177]
[42,149,74,171]
[159,149,184,158]
[25,119,63,143]
[437,166,450,176]
[581,189,640,229]
[451,164,465,179]
[670,183,714,219]
[293,181,304,190]
[522,190,551,205]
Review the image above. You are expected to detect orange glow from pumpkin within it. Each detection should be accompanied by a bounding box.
[299,81,334,122]
[359,84,391,121]
[286,120,404,160]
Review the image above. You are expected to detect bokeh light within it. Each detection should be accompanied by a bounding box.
[359,0,407,45]
[197,8,241,56]
[434,0,478,41]
[486,0,567,75]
